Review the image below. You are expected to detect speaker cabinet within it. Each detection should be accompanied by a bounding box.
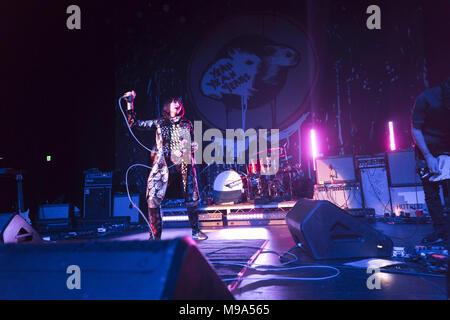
[357,154,392,216]
[316,155,356,184]
[83,186,111,219]
[286,199,393,260]
[0,237,234,300]
[39,204,70,220]
[113,193,140,223]
[387,149,422,186]
[0,214,41,244]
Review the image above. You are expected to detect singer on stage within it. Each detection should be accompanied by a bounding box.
[125,92,207,241]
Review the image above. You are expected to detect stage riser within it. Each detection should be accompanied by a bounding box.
[160,201,294,227]
[163,211,288,227]
[163,220,286,228]
[227,220,286,226]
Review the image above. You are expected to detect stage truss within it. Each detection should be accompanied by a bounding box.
[161,201,297,227]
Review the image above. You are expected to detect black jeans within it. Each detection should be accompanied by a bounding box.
[417,159,449,236]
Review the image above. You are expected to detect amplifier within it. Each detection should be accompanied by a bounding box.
[357,154,386,169]
[84,169,113,187]
[387,149,421,186]
[357,154,392,216]
[313,182,363,209]
[113,193,140,223]
[83,186,112,220]
[38,204,70,220]
[390,186,428,216]
[316,155,356,184]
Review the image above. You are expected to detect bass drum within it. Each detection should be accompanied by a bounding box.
[213,170,245,204]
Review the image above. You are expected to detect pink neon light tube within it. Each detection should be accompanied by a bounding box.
[310,129,318,170]
[388,121,396,151]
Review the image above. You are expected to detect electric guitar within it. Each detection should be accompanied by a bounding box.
[16,173,31,224]
[0,168,30,223]
[417,155,450,182]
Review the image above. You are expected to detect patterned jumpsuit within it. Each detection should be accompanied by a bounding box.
[127,111,200,239]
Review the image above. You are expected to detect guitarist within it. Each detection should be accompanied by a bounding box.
[411,77,450,245]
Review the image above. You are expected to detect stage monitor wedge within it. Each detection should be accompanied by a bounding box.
[0,213,42,244]
[0,237,234,300]
[286,199,393,260]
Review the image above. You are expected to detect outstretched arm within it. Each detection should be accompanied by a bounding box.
[126,109,156,130]
[122,91,156,130]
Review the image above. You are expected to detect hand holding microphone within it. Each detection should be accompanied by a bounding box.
[122,90,136,110]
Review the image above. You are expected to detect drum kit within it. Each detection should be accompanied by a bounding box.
[208,146,302,204]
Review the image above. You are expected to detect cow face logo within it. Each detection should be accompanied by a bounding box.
[200,35,301,110]
[188,14,317,132]
[201,47,261,100]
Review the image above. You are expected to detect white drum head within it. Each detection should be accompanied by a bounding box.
[213,170,243,192]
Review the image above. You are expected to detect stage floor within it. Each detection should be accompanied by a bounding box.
[109,222,448,300]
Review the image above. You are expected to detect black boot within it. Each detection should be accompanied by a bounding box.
[148,207,162,240]
[187,206,208,241]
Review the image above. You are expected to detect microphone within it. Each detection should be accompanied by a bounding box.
[122,90,136,110]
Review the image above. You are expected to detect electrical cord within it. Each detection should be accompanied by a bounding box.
[118,97,156,154]
[342,184,352,209]
[207,245,341,282]
[364,167,420,241]
[213,261,340,273]
[221,266,341,283]
[125,164,154,239]
[365,168,391,214]
[117,96,190,161]
[323,184,347,209]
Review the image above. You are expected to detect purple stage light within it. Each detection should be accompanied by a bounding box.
[388,121,396,151]
[310,129,318,170]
